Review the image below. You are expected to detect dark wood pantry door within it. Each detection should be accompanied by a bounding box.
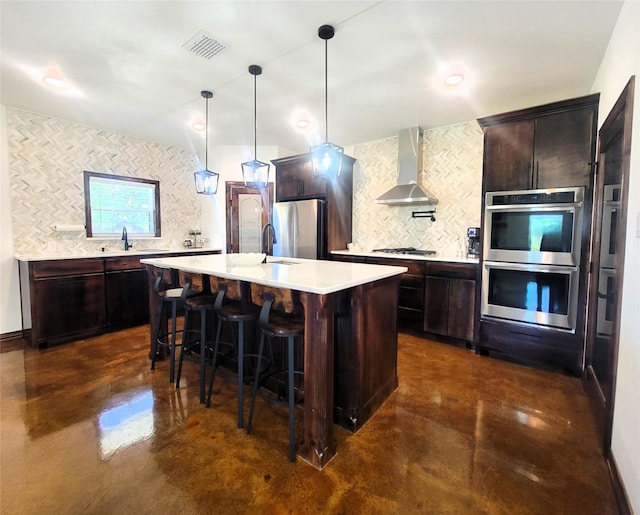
[583,76,634,453]
[225,182,273,254]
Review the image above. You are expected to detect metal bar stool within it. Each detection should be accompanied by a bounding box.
[246,285,304,462]
[205,277,257,429]
[175,293,217,404]
[150,271,199,383]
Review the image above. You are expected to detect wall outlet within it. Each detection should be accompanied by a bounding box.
[47,241,57,252]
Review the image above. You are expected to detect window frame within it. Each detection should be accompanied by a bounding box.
[84,171,161,239]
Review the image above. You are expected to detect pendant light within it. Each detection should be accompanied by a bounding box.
[194,90,220,195]
[310,24,344,178]
[241,65,270,187]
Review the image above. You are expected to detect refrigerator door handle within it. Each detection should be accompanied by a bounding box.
[292,203,298,256]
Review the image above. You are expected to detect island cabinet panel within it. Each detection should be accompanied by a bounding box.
[367,257,425,331]
[29,260,106,346]
[328,276,400,433]
[479,94,599,192]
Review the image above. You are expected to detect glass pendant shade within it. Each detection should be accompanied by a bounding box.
[241,159,270,186]
[194,90,220,195]
[194,169,219,195]
[242,65,270,187]
[311,24,343,178]
[311,141,344,178]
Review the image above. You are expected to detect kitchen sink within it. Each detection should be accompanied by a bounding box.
[269,259,300,265]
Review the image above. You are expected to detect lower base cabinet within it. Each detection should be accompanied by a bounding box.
[332,254,478,345]
[20,250,220,348]
[424,263,477,344]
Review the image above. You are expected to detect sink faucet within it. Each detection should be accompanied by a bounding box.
[261,223,277,256]
[121,226,132,251]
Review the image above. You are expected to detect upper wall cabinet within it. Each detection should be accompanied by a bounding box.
[478,94,599,192]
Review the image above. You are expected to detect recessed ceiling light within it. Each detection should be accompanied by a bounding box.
[444,74,464,87]
[192,122,205,132]
[297,119,310,129]
[43,75,66,89]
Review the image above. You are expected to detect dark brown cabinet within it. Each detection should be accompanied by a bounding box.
[367,257,426,332]
[424,263,476,343]
[20,250,220,348]
[272,153,356,255]
[105,257,148,329]
[479,95,599,192]
[28,259,106,346]
[477,94,599,374]
[332,254,478,345]
[273,157,327,200]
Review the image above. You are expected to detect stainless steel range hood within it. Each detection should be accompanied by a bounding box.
[375,127,439,206]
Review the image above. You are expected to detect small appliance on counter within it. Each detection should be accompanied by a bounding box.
[467,227,480,258]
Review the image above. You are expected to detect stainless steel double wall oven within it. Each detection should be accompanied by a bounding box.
[481,187,585,331]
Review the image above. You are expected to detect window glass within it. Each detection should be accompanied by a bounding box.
[84,171,161,238]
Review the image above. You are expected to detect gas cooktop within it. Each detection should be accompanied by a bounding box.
[372,247,436,256]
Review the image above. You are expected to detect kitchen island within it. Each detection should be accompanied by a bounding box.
[141,254,407,469]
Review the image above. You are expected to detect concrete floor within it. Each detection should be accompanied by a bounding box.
[1,326,618,514]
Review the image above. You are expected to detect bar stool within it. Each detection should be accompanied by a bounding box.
[150,270,200,383]
[246,285,305,462]
[205,277,257,429]
[175,293,217,404]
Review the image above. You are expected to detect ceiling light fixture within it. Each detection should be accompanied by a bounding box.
[43,76,66,89]
[310,24,344,178]
[194,90,220,195]
[241,65,270,187]
[444,73,464,86]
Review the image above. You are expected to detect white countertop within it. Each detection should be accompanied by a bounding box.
[331,249,480,265]
[140,254,408,295]
[15,247,221,262]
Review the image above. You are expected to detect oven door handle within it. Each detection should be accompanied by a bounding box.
[483,261,579,273]
[485,203,583,211]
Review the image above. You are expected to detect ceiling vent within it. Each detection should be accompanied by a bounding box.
[182,30,227,60]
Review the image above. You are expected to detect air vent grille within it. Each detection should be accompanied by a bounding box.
[182,30,227,60]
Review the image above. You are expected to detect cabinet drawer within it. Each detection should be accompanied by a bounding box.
[32,259,104,278]
[105,257,143,271]
[425,262,477,280]
[399,285,424,309]
[366,257,425,276]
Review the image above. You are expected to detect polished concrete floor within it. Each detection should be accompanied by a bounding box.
[1,326,618,514]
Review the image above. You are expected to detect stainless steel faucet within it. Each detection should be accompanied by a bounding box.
[121,226,131,251]
[261,223,277,255]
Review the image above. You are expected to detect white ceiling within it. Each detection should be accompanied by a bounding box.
[0,1,624,156]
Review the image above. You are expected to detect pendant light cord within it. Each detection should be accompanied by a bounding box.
[253,72,258,160]
[205,96,209,170]
[324,37,329,144]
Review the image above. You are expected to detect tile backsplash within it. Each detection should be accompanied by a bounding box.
[351,121,483,258]
[7,108,200,255]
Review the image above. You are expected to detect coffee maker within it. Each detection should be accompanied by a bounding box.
[467,227,480,258]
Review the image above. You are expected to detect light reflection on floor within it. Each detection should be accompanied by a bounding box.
[98,390,154,458]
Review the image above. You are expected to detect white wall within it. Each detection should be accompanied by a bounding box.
[0,106,22,334]
[590,0,640,510]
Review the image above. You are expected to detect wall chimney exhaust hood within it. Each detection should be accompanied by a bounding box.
[375,127,439,206]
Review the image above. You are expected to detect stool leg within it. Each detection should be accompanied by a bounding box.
[237,321,245,428]
[175,306,191,388]
[151,300,164,371]
[288,336,296,462]
[168,300,178,383]
[206,316,223,408]
[246,331,266,434]
[199,308,207,404]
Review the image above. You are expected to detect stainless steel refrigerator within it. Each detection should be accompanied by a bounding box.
[272,199,326,259]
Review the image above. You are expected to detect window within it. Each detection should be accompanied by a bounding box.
[84,171,161,238]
